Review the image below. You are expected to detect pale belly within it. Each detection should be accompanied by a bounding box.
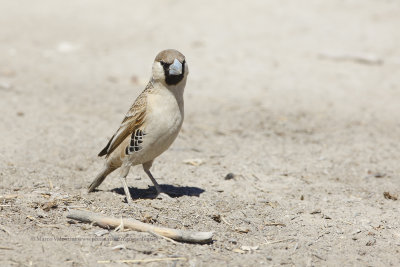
[128,92,184,164]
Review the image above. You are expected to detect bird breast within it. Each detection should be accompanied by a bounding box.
[137,89,184,162]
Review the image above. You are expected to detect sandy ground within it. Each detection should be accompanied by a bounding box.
[1,0,400,266]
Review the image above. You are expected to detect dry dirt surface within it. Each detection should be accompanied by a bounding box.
[1,0,400,266]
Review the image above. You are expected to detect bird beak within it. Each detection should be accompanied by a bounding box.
[169,58,183,76]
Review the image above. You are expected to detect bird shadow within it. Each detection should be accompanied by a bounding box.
[110,184,205,200]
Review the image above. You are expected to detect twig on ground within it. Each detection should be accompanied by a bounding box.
[58,205,87,209]
[265,222,286,226]
[67,210,213,243]
[111,244,126,250]
[318,51,383,65]
[36,224,60,229]
[293,242,299,252]
[0,194,18,200]
[312,253,326,261]
[48,179,53,190]
[97,257,187,264]
[261,238,296,245]
[220,216,232,226]
[0,246,14,250]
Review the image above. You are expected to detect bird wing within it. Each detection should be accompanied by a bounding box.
[98,83,152,157]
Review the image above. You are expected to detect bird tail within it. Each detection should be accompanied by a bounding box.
[88,166,116,193]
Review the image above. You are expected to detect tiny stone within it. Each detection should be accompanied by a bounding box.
[211,214,221,223]
[225,173,235,180]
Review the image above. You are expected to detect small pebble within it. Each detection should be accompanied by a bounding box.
[224,173,235,180]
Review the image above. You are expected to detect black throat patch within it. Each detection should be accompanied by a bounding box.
[161,60,185,85]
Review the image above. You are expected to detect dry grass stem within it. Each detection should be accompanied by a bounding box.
[97,257,187,264]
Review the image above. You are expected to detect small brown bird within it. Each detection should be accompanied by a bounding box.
[88,49,188,203]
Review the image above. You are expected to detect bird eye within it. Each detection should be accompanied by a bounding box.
[160,61,169,71]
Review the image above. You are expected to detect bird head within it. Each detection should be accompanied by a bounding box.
[152,49,188,86]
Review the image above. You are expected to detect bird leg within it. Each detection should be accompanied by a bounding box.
[143,168,162,194]
[119,165,133,204]
[142,162,171,199]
